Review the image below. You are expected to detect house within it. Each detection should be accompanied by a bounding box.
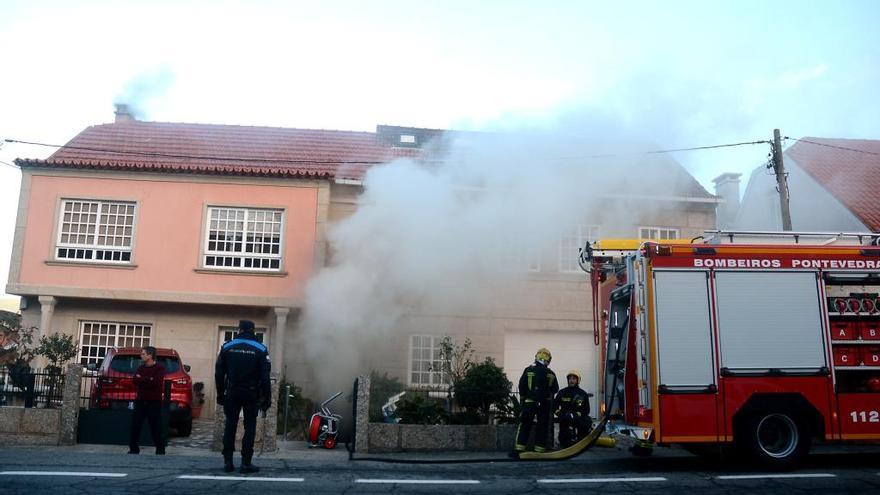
[727,137,880,232]
[7,107,717,413]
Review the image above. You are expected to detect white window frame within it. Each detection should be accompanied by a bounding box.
[408,335,447,387]
[219,325,269,350]
[559,225,599,273]
[55,199,136,264]
[638,226,680,241]
[78,321,152,366]
[203,206,284,272]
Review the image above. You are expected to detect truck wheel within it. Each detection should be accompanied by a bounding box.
[744,412,809,469]
[176,420,193,437]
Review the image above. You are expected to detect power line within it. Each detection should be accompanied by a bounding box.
[4,136,773,165]
[2,138,390,166]
[532,140,770,160]
[785,137,880,156]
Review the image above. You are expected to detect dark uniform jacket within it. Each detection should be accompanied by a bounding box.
[215,332,271,405]
[518,362,559,404]
[555,385,590,419]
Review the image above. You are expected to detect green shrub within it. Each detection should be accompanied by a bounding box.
[453,357,511,423]
[394,395,448,425]
[276,380,315,440]
[449,410,482,425]
[494,394,522,424]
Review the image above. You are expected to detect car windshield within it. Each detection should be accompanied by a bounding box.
[109,355,181,374]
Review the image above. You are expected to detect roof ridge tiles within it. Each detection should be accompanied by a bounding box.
[93,120,380,136]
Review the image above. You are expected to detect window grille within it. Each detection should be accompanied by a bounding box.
[409,335,447,386]
[559,225,599,272]
[56,200,135,263]
[78,321,152,365]
[638,227,680,240]
[204,207,283,271]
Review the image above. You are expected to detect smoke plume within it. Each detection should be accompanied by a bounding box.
[296,116,694,398]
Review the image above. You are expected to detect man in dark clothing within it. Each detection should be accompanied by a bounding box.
[555,370,593,448]
[129,346,166,455]
[215,320,271,474]
[515,347,558,453]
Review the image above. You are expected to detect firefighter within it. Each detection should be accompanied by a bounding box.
[554,370,592,448]
[514,348,558,453]
[215,320,271,474]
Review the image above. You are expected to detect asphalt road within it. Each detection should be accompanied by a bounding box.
[1,445,879,494]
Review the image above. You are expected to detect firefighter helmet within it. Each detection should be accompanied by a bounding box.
[566,370,581,383]
[535,348,552,364]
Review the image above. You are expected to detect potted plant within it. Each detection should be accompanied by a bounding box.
[191,382,205,419]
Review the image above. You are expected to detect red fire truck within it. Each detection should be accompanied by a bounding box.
[585,231,880,468]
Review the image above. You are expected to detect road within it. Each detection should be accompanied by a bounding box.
[1,444,879,494]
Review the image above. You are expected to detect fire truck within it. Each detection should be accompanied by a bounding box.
[583,231,880,468]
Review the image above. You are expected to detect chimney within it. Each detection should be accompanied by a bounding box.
[713,172,742,229]
[114,103,135,123]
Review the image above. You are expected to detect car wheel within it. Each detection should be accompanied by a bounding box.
[176,420,193,437]
[744,411,810,469]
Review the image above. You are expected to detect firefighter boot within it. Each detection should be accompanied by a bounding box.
[240,454,260,474]
[223,454,234,473]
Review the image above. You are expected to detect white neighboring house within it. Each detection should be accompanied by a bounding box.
[714,138,880,233]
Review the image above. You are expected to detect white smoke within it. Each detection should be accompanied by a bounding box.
[296,118,689,397]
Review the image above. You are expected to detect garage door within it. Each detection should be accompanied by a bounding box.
[504,330,597,396]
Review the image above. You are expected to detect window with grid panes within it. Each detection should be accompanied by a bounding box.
[638,227,680,240]
[204,207,283,271]
[219,326,268,350]
[558,225,599,272]
[78,321,152,365]
[409,335,447,386]
[56,200,135,263]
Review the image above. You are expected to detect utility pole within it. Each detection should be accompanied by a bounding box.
[772,129,793,230]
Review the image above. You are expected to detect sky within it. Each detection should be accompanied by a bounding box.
[0,0,878,301]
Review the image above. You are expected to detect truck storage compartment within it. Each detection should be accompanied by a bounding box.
[833,346,862,367]
[831,321,858,340]
[863,347,880,367]
[861,322,880,341]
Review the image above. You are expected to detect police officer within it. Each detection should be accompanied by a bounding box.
[215,320,271,473]
[555,370,592,448]
[515,348,558,453]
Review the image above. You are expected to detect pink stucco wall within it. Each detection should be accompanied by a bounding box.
[18,175,317,299]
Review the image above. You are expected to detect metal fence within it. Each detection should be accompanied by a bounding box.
[0,365,66,408]
[375,385,523,424]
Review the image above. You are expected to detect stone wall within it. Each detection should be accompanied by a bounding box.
[353,373,516,453]
[0,363,80,446]
[365,423,516,453]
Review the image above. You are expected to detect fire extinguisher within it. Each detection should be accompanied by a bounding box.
[847,297,862,314]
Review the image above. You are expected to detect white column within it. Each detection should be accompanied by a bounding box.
[38,295,57,340]
[272,307,290,378]
[37,296,57,370]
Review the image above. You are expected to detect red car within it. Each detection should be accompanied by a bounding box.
[88,347,194,436]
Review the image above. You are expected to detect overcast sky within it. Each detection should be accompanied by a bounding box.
[1,0,878,299]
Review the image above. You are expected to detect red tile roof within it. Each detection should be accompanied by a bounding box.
[787,137,880,231]
[13,120,714,200]
[16,121,421,180]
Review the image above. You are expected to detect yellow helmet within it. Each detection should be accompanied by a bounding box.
[566,370,581,382]
[535,348,552,363]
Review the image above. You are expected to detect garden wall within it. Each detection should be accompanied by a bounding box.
[354,374,517,453]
